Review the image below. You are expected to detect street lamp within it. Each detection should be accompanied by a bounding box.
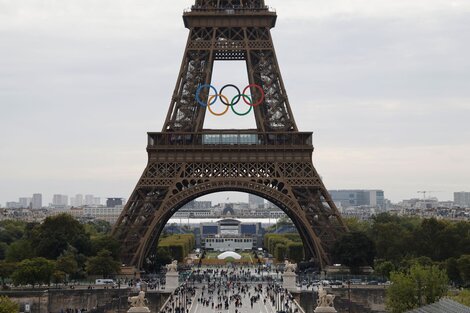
[348,280,351,313]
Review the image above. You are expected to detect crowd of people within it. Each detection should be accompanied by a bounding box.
[160,265,301,313]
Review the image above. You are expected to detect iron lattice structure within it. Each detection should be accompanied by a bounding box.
[112,0,348,269]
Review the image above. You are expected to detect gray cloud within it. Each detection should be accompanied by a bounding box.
[0,0,469,204]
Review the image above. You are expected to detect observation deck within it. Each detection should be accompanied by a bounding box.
[183,1,277,28]
[147,131,314,163]
[148,131,312,148]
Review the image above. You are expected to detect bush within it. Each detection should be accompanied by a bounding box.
[386,264,448,312]
[264,233,305,262]
[157,234,195,262]
[11,257,55,287]
[0,296,19,313]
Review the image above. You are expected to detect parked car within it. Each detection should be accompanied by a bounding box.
[95,279,116,286]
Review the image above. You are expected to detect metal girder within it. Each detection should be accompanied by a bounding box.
[112,2,348,270]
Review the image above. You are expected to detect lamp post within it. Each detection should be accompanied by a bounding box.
[348,280,351,313]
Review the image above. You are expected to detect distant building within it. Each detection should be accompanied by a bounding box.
[19,197,32,208]
[454,192,470,207]
[6,202,21,209]
[181,200,212,210]
[222,204,235,216]
[106,198,123,208]
[200,219,263,251]
[85,194,95,206]
[329,190,384,208]
[83,206,123,224]
[52,194,68,206]
[32,193,42,209]
[71,194,84,207]
[248,194,264,209]
[93,197,101,206]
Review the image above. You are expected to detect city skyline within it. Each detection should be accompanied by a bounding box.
[1,0,469,205]
[5,189,469,209]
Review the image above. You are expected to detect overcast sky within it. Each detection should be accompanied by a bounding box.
[1,0,469,206]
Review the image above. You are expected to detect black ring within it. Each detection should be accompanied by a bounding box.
[219,84,241,106]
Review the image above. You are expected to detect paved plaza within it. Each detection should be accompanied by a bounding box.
[160,266,303,313]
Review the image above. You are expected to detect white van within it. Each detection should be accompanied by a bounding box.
[95,279,116,286]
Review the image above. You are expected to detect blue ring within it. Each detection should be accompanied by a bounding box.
[196,84,218,107]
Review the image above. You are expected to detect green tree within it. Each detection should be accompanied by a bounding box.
[157,234,195,262]
[344,217,371,233]
[52,270,66,285]
[412,218,454,261]
[454,222,470,256]
[386,264,448,312]
[370,220,412,263]
[332,231,376,273]
[287,242,304,263]
[375,260,395,280]
[90,235,120,259]
[84,220,112,236]
[5,239,34,262]
[56,252,79,278]
[85,250,120,278]
[398,256,434,272]
[446,257,462,285]
[0,261,16,285]
[55,246,87,280]
[11,258,55,287]
[457,255,470,286]
[32,213,91,259]
[276,216,294,227]
[386,271,416,313]
[155,246,172,267]
[0,242,8,260]
[0,220,26,244]
[0,296,19,313]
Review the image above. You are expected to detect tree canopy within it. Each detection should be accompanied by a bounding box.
[0,296,19,313]
[86,249,121,278]
[31,214,92,259]
[332,231,376,272]
[11,257,55,287]
[386,264,448,313]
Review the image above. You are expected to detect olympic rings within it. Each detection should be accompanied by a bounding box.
[243,84,265,107]
[231,94,253,116]
[195,84,218,107]
[195,83,265,116]
[208,94,230,116]
[219,84,241,106]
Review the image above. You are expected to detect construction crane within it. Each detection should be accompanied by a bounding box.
[417,191,441,200]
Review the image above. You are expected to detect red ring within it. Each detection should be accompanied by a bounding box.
[242,84,265,107]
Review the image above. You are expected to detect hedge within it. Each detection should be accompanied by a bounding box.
[264,233,305,263]
[157,234,195,262]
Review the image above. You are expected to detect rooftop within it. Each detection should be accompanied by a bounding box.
[406,298,470,313]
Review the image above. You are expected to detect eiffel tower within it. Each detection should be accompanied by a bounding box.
[112,0,348,269]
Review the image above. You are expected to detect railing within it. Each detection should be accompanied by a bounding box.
[184,6,276,16]
[147,131,313,148]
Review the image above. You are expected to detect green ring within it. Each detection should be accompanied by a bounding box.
[231,94,253,116]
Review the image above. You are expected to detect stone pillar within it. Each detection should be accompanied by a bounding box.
[314,306,337,313]
[282,271,297,292]
[165,271,179,292]
[127,307,151,313]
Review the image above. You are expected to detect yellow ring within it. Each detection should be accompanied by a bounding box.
[207,94,230,116]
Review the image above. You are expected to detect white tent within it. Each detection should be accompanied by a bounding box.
[217,251,242,260]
